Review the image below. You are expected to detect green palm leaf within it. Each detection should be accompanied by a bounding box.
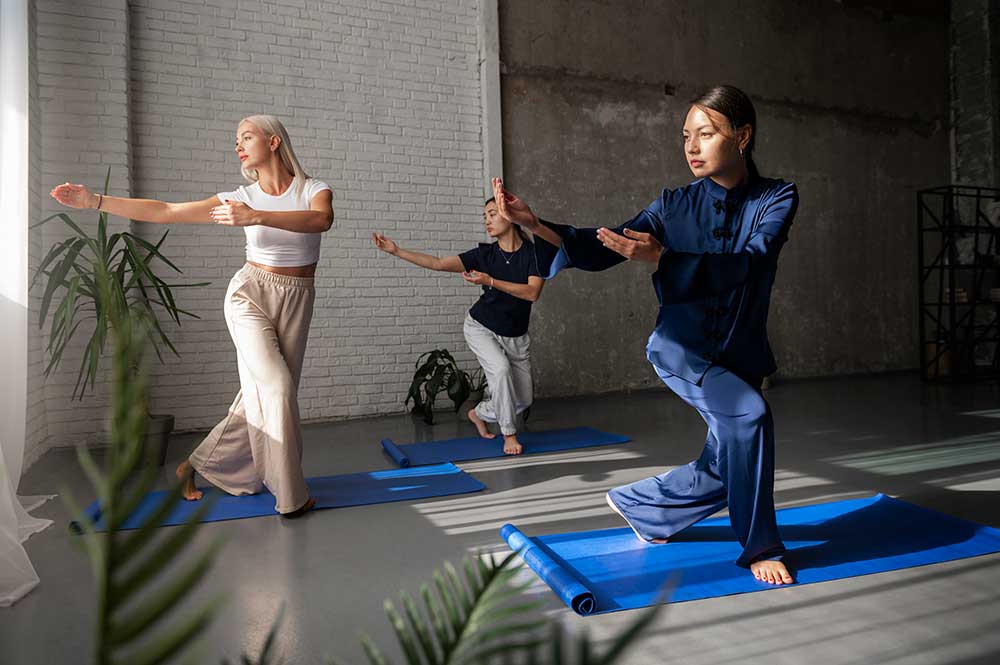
[231,604,285,665]
[59,270,224,665]
[31,236,75,288]
[127,229,183,274]
[34,178,208,399]
[356,551,546,665]
[39,237,86,327]
[339,551,670,665]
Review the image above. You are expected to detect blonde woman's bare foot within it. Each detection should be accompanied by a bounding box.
[174,460,203,501]
[467,409,496,439]
[750,559,794,585]
[281,497,316,519]
[502,434,524,455]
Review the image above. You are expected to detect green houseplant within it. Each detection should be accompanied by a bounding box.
[67,266,223,665]
[406,349,487,425]
[33,169,207,464]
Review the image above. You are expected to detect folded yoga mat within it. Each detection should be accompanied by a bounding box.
[74,463,484,532]
[501,494,1000,615]
[381,426,630,467]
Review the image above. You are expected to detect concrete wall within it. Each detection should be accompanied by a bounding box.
[499,0,951,396]
[952,0,1000,187]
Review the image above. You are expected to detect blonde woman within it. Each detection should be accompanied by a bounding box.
[51,115,334,518]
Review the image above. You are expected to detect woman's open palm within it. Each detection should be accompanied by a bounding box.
[50,183,95,209]
[596,227,664,264]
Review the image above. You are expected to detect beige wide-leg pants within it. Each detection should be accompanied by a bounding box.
[189,263,314,514]
[463,314,532,436]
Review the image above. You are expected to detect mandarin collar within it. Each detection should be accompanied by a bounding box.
[700,174,756,203]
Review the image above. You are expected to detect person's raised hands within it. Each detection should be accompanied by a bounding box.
[595,227,663,264]
[491,177,538,229]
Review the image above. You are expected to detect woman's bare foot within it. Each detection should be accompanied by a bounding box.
[502,434,523,455]
[750,559,794,585]
[174,460,203,501]
[467,409,496,439]
[281,496,316,519]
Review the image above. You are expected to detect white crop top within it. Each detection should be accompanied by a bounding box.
[216,177,332,267]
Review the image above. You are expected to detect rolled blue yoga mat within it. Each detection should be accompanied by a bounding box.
[73,462,484,532]
[381,426,630,467]
[501,494,1000,615]
[501,524,595,615]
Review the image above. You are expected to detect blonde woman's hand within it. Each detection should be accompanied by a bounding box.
[210,200,257,226]
[50,183,99,209]
[372,232,399,255]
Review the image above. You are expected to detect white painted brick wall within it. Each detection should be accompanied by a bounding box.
[32,0,132,453]
[26,0,489,462]
[129,0,487,431]
[26,0,48,469]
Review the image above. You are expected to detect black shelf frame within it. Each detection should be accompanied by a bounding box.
[918,185,1000,381]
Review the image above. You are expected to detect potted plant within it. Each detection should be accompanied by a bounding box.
[467,366,487,404]
[33,169,207,465]
[405,349,486,425]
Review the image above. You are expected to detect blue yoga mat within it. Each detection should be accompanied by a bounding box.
[74,463,484,532]
[501,494,1000,615]
[381,426,630,467]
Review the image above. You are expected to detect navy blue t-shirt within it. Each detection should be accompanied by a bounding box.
[459,241,541,337]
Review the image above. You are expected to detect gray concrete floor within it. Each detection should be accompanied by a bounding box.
[3,372,1000,664]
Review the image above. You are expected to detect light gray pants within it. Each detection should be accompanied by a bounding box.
[463,313,532,436]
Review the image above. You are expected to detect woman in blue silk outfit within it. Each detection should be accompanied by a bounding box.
[493,85,799,585]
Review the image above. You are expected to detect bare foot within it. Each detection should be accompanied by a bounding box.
[605,493,668,544]
[502,434,523,455]
[174,460,203,501]
[467,409,496,439]
[750,559,794,585]
[281,496,316,519]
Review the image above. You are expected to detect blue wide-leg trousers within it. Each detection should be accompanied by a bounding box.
[607,364,785,567]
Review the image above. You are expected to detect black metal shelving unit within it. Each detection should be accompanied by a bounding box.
[918,185,1000,381]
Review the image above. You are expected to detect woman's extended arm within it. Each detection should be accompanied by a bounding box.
[596,182,799,304]
[491,177,666,275]
[371,232,465,272]
[461,272,545,303]
[50,182,218,224]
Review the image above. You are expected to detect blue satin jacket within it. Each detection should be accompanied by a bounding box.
[536,175,799,384]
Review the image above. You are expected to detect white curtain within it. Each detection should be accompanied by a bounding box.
[1,448,53,607]
[1,0,53,608]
